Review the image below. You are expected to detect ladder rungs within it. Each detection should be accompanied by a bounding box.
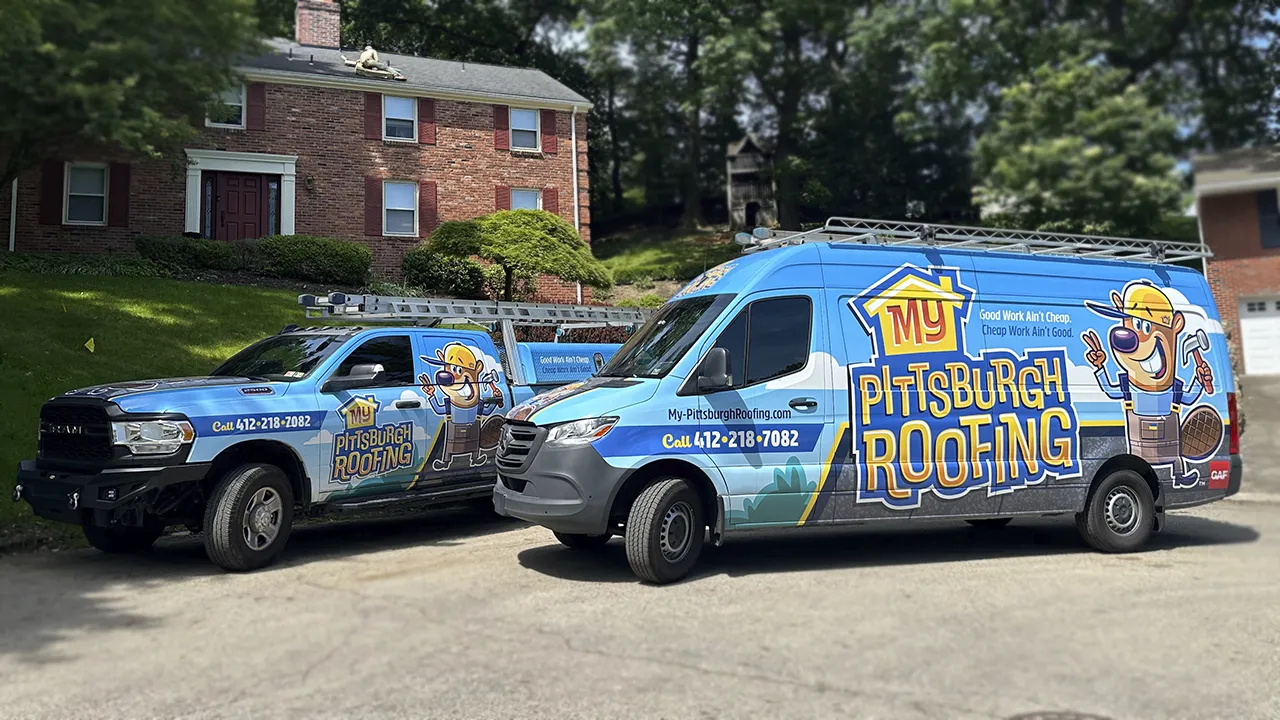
[298,293,651,326]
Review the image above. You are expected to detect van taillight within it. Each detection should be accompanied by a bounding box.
[1227,392,1240,455]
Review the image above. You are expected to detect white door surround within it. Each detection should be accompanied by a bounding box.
[1239,297,1280,376]
[184,149,297,236]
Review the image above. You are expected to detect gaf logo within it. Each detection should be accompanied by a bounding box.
[1209,460,1231,490]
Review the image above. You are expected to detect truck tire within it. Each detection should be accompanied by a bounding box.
[965,518,1012,529]
[82,520,164,554]
[553,531,611,551]
[1076,469,1155,553]
[624,477,704,584]
[203,463,294,572]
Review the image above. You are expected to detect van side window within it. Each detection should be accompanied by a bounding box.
[333,336,415,386]
[708,296,812,389]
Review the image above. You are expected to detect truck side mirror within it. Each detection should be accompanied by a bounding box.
[323,363,385,393]
[695,347,732,392]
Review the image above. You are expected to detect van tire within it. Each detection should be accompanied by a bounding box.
[553,531,612,551]
[1077,469,1155,553]
[625,477,704,584]
[965,518,1012,529]
[82,520,164,554]
[203,463,294,572]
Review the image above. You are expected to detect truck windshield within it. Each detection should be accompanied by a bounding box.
[599,294,733,378]
[210,334,347,382]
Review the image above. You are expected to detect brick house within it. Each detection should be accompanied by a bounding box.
[0,0,594,302]
[1193,147,1280,376]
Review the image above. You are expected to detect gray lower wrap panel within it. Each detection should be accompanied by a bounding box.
[493,442,626,535]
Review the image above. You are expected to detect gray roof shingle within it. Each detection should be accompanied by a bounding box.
[242,38,592,107]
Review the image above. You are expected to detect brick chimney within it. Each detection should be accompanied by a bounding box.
[296,0,340,48]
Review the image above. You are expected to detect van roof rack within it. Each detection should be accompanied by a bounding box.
[735,217,1211,264]
[298,293,650,330]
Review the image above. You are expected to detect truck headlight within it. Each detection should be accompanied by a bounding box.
[112,420,195,455]
[545,417,617,447]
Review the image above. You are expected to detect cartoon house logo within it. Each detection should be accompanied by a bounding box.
[851,265,973,356]
[338,395,380,430]
[673,261,737,299]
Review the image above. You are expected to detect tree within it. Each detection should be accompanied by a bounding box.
[426,210,613,301]
[0,0,263,189]
[973,58,1183,236]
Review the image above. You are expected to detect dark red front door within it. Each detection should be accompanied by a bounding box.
[216,173,264,241]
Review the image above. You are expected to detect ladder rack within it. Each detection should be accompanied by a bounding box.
[299,293,650,329]
[736,217,1211,264]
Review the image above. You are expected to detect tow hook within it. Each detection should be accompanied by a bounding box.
[11,484,21,503]
[67,491,80,511]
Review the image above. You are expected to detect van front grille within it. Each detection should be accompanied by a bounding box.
[496,422,541,472]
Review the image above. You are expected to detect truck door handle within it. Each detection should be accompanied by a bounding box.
[395,399,421,409]
[789,397,817,411]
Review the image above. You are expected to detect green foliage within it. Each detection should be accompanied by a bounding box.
[0,253,166,278]
[0,271,306,540]
[594,229,741,283]
[425,210,612,301]
[0,0,263,187]
[617,293,666,309]
[135,236,245,272]
[402,245,487,299]
[256,235,372,286]
[973,59,1183,237]
[733,457,816,526]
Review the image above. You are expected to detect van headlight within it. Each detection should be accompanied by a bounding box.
[112,420,195,455]
[545,417,617,447]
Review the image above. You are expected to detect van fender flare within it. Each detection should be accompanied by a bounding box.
[605,454,729,538]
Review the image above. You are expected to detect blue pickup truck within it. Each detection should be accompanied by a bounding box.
[14,294,646,571]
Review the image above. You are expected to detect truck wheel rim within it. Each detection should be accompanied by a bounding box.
[660,501,694,563]
[243,487,283,551]
[1104,486,1139,535]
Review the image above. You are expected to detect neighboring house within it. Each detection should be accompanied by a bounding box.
[0,0,593,302]
[1193,147,1280,376]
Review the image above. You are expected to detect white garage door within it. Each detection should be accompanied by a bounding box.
[1240,299,1280,376]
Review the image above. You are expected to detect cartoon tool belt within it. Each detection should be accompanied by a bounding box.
[419,342,504,472]
[1083,280,1223,488]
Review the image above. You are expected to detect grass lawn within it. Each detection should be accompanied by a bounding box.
[0,271,308,548]
[593,228,742,284]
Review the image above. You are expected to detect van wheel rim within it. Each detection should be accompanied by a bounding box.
[660,501,694,562]
[243,487,282,551]
[1104,487,1140,535]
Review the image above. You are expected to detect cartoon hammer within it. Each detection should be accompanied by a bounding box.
[1180,328,1214,394]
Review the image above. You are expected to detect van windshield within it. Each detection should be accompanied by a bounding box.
[599,294,734,378]
[210,334,347,382]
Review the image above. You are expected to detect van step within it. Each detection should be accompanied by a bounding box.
[326,481,494,513]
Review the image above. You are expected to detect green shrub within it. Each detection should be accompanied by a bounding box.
[0,252,166,277]
[618,293,667,309]
[136,235,243,271]
[256,235,372,286]
[401,245,487,299]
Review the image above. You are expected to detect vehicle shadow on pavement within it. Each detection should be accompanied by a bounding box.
[0,503,524,664]
[515,514,1260,584]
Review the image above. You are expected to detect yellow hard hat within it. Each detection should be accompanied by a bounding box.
[429,343,480,370]
[1085,281,1177,327]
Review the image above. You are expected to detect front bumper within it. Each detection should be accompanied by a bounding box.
[492,440,627,536]
[15,460,211,526]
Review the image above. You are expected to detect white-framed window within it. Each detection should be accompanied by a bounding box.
[64,163,108,226]
[510,108,539,150]
[383,96,417,141]
[207,85,246,129]
[511,188,541,210]
[383,181,418,236]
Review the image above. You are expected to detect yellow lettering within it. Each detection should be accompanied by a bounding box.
[1038,356,1066,403]
[992,358,1016,406]
[899,420,932,485]
[863,429,900,497]
[859,373,883,427]
[891,373,915,417]
[1018,365,1044,410]
[1041,407,1072,467]
[927,370,952,418]
[974,368,996,411]
[935,428,968,489]
[662,434,674,449]
[881,365,895,417]
[960,415,991,480]
[907,362,930,414]
[948,362,973,410]
[1001,412,1039,482]
[333,453,348,480]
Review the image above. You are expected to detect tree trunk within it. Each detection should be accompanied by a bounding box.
[503,265,514,302]
[606,75,624,209]
[679,31,705,231]
[774,27,804,231]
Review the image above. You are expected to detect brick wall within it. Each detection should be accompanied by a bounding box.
[2,82,594,302]
[1199,192,1280,356]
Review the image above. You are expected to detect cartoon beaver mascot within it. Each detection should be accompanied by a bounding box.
[418,343,505,472]
[1083,280,1222,488]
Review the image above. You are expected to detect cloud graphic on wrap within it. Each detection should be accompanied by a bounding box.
[764,351,849,392]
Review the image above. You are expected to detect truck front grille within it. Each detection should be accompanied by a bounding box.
[496,421,540,472]
[39,403,112,462]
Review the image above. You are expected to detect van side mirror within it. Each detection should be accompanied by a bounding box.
[323,363,385,393]
[695,347,732,392]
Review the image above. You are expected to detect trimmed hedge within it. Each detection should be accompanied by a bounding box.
[256,235,372,286]
[402,245,487,299]
[618,293,666,309]
[136,235,244,271]
[0,252,166,277]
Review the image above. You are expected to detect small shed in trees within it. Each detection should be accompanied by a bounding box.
[726,135,776,229]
